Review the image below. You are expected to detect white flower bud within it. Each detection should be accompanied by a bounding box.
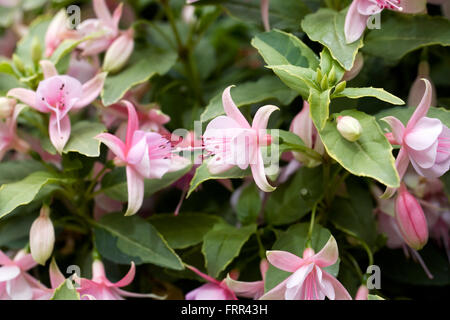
[336,115,362,142]
[102,29,134,73]
[0,97,16,119]
[29,205,55,265]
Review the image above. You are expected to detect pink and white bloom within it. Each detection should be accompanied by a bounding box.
[382,78,450,189]
[0,103,29,161]
[407,61,437,108]
[289,101,324,167]
[45,10,79,57]
[76,260,163,300]
[185,265,237,300]
[260,236,351,300]
[102,28,134,73]
[77,0,123,56]
[0,250,49,300]
[8,60,106,153]
[96,100,171,216]
[344,0,426,43]
[29,205,55,266]
[225,259,269,300]
[355,284,369,300]
[203,86,278,192]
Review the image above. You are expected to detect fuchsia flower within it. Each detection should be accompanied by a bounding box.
[289,101,324,167]
[344,0,426,43]
[8,60,106,153]
[77,0,123,56]
[76,260,163,300]
[355,284,369,300]
[225,259,269,300]
[0,103,29,160]
[260,236,351,300]
[203,86,278,192]
[382,79,450,189]
[408,61,437,108]
[96,100,171,216]
[0,250,48,300]
[45,10,79,57]
[185,265,237,300]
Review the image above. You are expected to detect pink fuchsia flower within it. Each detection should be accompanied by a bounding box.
[67,54,100,84]
[407,61,437,108]
[395,183,429,250]
[96,100,171,216]
[225,259,269,300]
[342,52,364,82]
[45,10,79,57]
[77,0,123,56]
[0,250,49,300]
[0,103,29,161]
[355,284,369,300]
[76,260,163,300]
[382,78,450,188]
[289,101,324,167]
[203,86,278,192]
[102,28,134,73]
[344,0,426,43]
[185,265,237,300]
[7,60,106,153]
[260,236,351,300]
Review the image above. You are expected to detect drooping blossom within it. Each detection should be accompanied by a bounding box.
[225,259,269,300]
[0,103,29,161]
[77,0,123,56]
[344,0,426,43]
[185,265,237,300]
[44,10,79,57]
[382,78,450,198]
[8,60,106,153]
[29,205,55,266]
[96,100,171,216]
[289,101,324,167]
[355,284,369,300]
[75,260,164,300]
[0,250,49,300]
[203,86,278,192]
[260,236,352,300]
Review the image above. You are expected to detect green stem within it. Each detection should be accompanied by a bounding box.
[255,229,266,260]
[307,202,318,246]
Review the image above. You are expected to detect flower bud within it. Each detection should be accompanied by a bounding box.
[0,97,16,118]
[394,184,428,250]
[336,115,362,142]
[29,205,55,265]
[355,284,369,300]
[342,52,364,82]
[103,29,134,73]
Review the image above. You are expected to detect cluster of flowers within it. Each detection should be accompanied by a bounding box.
[0,0,449,300]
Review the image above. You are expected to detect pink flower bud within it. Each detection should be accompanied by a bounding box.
[355,284,369,300]
[29,205,55,265]
[103,29,134,73]
[336,115,362,142]
[395,184,429,250]
[342,52,364,82]
[0,97,16,118]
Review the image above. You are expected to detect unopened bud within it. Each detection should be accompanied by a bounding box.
[29,205,55,265]
[336,115,362,142]
[394,184,428,250]
[355,285,369,300]
[103,29,134,73]
[12,54,25,74]
[342,52,364,82]
[328,66,336,85]
[31,37,42,65]
[334,81,346,94]
[315,68,323,84]
[320,74,328,90]
[0,97,16,118]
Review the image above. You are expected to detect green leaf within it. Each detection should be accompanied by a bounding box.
[101,46,177,106]
[265,166,323,226]
[0,60,16,77]
[94,213,184,270]
[301,8,363,70]
[62,121,106,157]
[267,64,318,94]
[149,213,223,249]
[0,171,62,219]
[368,294,385,300]
[202,223,257,277]
[375,106,450,129]
[264,223,339,292]
[187,161,250,198]
[333,87,405,105]
[15,16,51,67]
[251,29,319,98]
[308,88,331,131]
[319,110,399,188]
[0,208,36,248]
[364,14,450,62]
[51,280,80,300]
[329,177,377,249]
[0,160,47,185]
[200,75,297,123]
[235,183,262,225]
[101,163,193,202]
